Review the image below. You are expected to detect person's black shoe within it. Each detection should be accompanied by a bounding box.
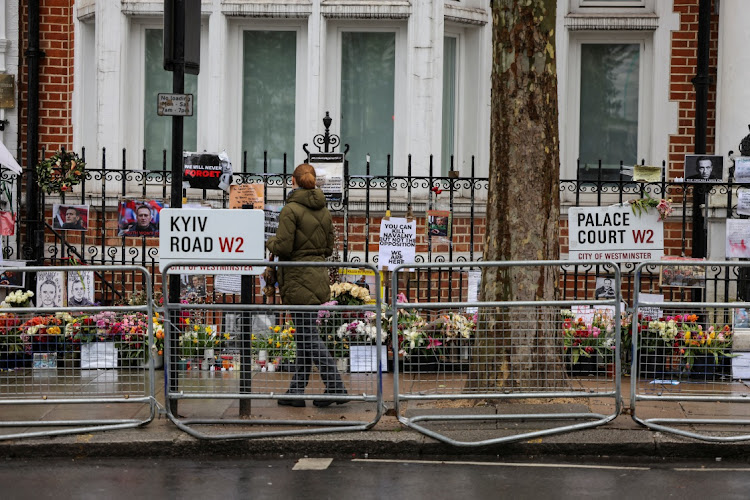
[277,398,305,407]
[313,391,348,407]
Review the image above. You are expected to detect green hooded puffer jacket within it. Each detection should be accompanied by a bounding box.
[265,187,333,305]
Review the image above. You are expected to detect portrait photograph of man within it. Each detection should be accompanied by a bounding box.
[684,154,723,182]
[117,200,165,237]
[52,204,89,231]
[594,277,617,300]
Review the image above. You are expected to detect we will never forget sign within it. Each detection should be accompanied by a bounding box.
[568,205,663,262]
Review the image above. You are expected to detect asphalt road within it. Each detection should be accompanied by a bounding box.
[2,456,750,499]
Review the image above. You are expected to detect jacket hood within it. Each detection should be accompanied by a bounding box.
[286,187,327,210]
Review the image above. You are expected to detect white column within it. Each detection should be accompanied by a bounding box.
[407,0,442,175]
[716,0,750,157]
[96,0,124,153]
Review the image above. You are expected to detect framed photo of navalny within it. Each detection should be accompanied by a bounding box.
[52,204,89,231]
[117,200,166,237]
[684,154,723,182]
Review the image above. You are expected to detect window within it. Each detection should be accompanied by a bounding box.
[340,32,395,176]
[241,31,297,173]
[442,36,457,176]
[563,31,652,182]
[578,43,640,180]
[144,29,198,170]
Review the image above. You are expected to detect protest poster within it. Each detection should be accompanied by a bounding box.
[659,257,706,288]
[264,205,282,240]
[726,218,750,259]
[309,153,344,202]
[378,217,416,271]
[118,199,167,237]
[52,204,89,231]
[426,209,452,239]
[183,151,233,192]
[734,157,750,183]
[737,191,750,216]
[633,165,662,183]
[229,183,264,209]
[339,267,383,302]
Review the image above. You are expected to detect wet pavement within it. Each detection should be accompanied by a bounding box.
[1,369,750,460]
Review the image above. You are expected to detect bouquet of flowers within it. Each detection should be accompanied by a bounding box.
[179,320,226,358]
[561,309,608,365]
[0,312,23,352]
[673,314,733,370]
[260,322,296,361]
[330,282,372,305]
[1,290,34,308]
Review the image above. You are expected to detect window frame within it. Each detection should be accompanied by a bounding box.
[324,22,407,175]
[226,19,306,173]
[127,19,207,172]
[563,32,653,182]
[441,33,460,176]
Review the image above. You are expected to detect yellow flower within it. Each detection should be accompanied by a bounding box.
[206,326,212,334]
[223,333,230,340]
[274,326,281,333]
[684,331,691,340]
[193,325,199,331]
[251,334,257,340]
[185,318,190,325]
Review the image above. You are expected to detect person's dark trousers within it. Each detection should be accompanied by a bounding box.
[288,311,345,395]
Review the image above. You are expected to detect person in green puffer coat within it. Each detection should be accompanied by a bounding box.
[266,163,347,408]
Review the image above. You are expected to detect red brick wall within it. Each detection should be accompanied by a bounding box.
[668,0,719,178]
[19,0,75,163]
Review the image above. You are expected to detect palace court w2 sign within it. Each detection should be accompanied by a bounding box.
[568,205,663,262]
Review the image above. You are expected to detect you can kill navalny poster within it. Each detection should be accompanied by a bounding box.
[568,205,663,262]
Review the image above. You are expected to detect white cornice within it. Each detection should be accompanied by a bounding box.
[565,13,659,31]
[444,3,488,26]
[320,0,411,19]
[222,0,313,18]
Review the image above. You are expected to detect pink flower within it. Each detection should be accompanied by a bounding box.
[426,337,442,349]
[396,292,408,304]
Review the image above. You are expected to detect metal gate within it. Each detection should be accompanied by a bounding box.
[0,265,156,441]
[162,260,383,439]
[630,261,750,441]
[391,261,622,446]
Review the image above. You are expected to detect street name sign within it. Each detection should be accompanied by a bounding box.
[158,208,264,273]
[568,205,663,262]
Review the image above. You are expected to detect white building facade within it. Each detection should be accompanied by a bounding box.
[73,0,492,179]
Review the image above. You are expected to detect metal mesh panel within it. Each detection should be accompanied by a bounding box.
[0,265,155,441]
[162,261,383,439]
[391,261,621,446]
[394,305,617,397]
[630,261,750,442]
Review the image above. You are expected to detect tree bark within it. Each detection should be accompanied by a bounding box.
[469,0,564,390]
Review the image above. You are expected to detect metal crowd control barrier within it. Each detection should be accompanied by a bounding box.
[631,261,750,441]
[391,261,622,446]
[0,265,155,441]
[162,260,383,439]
